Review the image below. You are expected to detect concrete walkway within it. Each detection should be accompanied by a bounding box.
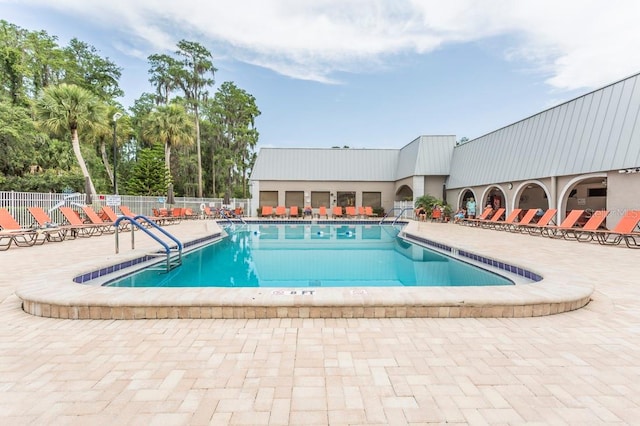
[1,220,638,424]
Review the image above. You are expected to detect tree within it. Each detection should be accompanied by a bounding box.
[35,83,106,194]
[147,54,181,106]
[206,81,260,200]
[143,104,194,176]
[174,40,216,197]
[124,144,171,196]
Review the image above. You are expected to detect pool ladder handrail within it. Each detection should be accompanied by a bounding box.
[379,206,414,226]
[114,215,183,272]
[219,210,247,227]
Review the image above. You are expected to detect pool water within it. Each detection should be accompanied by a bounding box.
[107,224,514,288]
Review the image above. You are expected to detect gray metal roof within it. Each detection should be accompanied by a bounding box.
[447,72,640,188]
[396,135,455,179]
[250,148,400,181]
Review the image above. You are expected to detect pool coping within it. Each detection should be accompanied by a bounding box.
[16,221,593,319]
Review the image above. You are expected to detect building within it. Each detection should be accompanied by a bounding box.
[250,72,640,227]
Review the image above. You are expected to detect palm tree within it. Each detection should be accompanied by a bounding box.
[143,104,194,176]
[35,83,106,195]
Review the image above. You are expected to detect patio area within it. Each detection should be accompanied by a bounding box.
[1,220,639,424]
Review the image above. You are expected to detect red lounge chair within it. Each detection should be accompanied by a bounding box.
[574,210,610,242]
[364,206,375,217]
[431,207,442,222]
[318,206,328,219]
[520,209,558,235]
[357,206,366,218]
[577,210,640,247]
[540,209,585,238]
[289,206,299,218]
[479,208,506,228]
[275,206,287,218]
[332,206,343,218]
[0,207,45,249]
[504,208,538,232]
[345,206,357,218]
[59,207,102,237]
[461,207,493,226]
[494,208,522,231]
[261,206,274,218]
[81,205,117,234]
[27,206,71,242]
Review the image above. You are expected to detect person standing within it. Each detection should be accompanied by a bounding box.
[466,198,476,219]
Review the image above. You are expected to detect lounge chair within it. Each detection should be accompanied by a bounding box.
[332,206,343,219]
[575,210,640,247]
[345,206,357,218]
[0,207,46,249]
[81,205,117,234]
[289,206,299,218]
[431,207,442,222]
[540,209,585,238]
[493,208,522,231]
[318,206,328,219]
[27,206,71,242]
[461,207,493,226]
[275,206,287,218]
[357,206,366,218]
[364,206,375,218]
[59,207,102,237]
[519,209,558,235]
[261,206,274,218]
[574,210,610,242]
[478,208,506,228]
[503,209,538,232]
[119,205,166,225]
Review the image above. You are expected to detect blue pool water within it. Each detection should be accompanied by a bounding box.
[106,224,514,288]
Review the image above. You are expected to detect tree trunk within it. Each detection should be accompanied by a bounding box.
[71,128,97,195]
[165,141,171,173]
[195,107,203,197]
[100,140,114,186]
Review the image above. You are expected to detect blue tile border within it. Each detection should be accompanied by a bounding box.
[404,234,542,282]
[73,232,222,284]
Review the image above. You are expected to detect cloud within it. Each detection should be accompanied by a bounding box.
[12,0,640,90]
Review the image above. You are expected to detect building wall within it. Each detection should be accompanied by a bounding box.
[606,171,640,228]
[252,180,396,216]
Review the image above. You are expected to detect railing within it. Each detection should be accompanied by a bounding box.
[114,215,183,272]
[379,207,415,225]
[0,190,249,228]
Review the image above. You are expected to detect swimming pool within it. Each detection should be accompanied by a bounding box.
[107,224,514,288]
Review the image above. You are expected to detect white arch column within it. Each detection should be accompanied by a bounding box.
[412,176,425,204]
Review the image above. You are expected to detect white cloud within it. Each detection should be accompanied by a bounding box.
[11,0,640,90]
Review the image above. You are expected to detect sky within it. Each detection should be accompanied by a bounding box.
[3,0,640,150]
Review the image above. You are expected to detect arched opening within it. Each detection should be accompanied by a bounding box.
[458,189,476,216]
[559,174,607,225]
[395,185,413,201]
[481,186,506,213]
[514,181,550,211]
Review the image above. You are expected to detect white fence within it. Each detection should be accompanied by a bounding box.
[393,201,417,219]
[0,191,249,228]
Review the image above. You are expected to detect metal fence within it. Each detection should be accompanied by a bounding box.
[393,200,417,219]
[0,191,250,228]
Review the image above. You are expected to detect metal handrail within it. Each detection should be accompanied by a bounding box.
[379,206,414,225]
[114,215,183,272]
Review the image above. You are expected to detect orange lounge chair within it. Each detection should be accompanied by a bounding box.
[59,207,103,237]
[81,205,117,234]
[574,210,610,242]
[540,209,585,238]
[261,206,274,218]
[520,209,558,235]
[0,207,46,249]
[576,210,640,247]
[289,206,299,218]
[364,206,375,217]
[345,206,357,218]
[357,206,366,218]
[332,206,343,218]
[504,209,538,232]
[275,206,287,218]
[27,206,71,242]
[479,208,506,228]
[431,207,442,222]
[461,207,493,226]
[318,206,328,219]
[493,208,522,231]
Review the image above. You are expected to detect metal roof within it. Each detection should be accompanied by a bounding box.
[250,148,400,181]
[447,72,640,188]
[396,135,455,179]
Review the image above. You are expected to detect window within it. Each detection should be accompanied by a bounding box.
[337,191,356,207]
[362,191,381,208]
[285,191,304,207]
[311,191,330,208]
[259,191,278,207]
[588,188,607,197]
